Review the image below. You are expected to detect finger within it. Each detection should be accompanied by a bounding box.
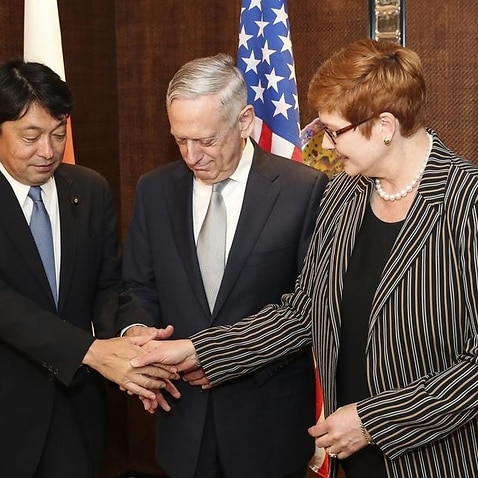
[154,391,172,412]
[131,353,159,368]
[152,325,175,340]
[133,374,173,392]
[308,422,327,439]
[121,381,157,400]
[175,358,199,373]
[139,396,158,414]
[188,378,209,387]
[327,449,338,459]
[121,371,172,394]
[125,325,151,337]
[163,379,181,399]
[137,365,179,380]
[182,369,204,382]
[129,333,157,347]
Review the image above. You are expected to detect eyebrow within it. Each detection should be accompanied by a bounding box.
[20,119,67,133]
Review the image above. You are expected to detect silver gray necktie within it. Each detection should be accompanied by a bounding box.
[197,179,229,312]
[28,186,57,305]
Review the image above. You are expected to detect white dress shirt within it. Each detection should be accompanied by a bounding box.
[193,137,253,261]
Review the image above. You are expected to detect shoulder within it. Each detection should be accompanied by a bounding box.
[445,158,478,212]
[55,163,110,189]
[137,160,188,188]
[427,134,478,206]
[253,148,328,187]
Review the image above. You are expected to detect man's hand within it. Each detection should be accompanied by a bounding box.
[125,324,175,340]
[124,325,188,409]
[131,338,198,372]
[83,335,179,400]
[139,379,182,414]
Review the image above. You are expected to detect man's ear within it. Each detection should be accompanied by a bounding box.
[238,105,255,138]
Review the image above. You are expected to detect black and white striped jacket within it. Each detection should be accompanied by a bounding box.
[193,129,478,477]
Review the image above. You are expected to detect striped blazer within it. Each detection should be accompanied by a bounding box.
[193,129,478,477]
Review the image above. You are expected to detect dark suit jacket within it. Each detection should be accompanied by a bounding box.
[118,144,328,478]
[0,163,121,477]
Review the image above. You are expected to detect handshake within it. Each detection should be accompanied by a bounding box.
[83,324,206,414]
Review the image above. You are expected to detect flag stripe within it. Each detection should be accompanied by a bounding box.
[238,0,302,161]
[238,1,328,475]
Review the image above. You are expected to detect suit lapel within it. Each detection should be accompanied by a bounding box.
[167,167,211,317]
[213,150,281,318]
[0,173,55,304]
[369,146,446,334]
[54,167,79,312]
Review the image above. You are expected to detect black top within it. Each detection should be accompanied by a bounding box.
[337,204,404,478]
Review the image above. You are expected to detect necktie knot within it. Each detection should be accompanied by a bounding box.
[28,185,43,202]
[212,179,229,195]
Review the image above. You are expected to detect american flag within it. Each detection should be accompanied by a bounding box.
[238,2,329,476]
[237,0,302,161]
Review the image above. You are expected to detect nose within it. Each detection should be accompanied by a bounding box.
[37,136,54,159]
[321,133,336,151]
[182,140,203,165]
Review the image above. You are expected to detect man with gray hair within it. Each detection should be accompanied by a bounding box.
[118,54,328,478]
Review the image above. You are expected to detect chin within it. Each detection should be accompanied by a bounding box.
[342,162,363,177]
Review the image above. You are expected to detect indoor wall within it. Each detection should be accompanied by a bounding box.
[0,1,477,476]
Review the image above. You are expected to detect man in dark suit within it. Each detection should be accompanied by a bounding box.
[0,60,176,478]
[118,54,328,478]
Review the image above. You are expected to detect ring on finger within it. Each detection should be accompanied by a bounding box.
[327,449,338,459]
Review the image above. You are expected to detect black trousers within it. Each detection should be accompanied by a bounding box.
[33,392,95,478]
[194,399,308,478]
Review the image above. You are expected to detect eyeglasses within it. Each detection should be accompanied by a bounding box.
[320,116,375,145]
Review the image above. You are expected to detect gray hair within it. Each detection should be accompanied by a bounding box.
[166,53,247,126]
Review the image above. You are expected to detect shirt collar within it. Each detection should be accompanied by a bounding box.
[0,162,55,206]
[193,137,254,189]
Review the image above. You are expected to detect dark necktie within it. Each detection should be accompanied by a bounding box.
[197,179,229,312]
[28,186,57,304]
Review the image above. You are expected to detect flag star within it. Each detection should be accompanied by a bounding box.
[272,5,289,27]
[237,0,302,159]
[272,93,292,119]
[255,18,269,37]
[248,0,262,10]
[288,62,296,82]
[264,67,284,92]
[261,40,276,65]
[251,80,265,102]
[242,50,261,73]
[239,25,254,50]
[279,32,292,53]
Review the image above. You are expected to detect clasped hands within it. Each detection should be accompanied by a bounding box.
[117,324,208,413]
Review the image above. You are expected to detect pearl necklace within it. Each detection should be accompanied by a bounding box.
[375,133,433,202]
